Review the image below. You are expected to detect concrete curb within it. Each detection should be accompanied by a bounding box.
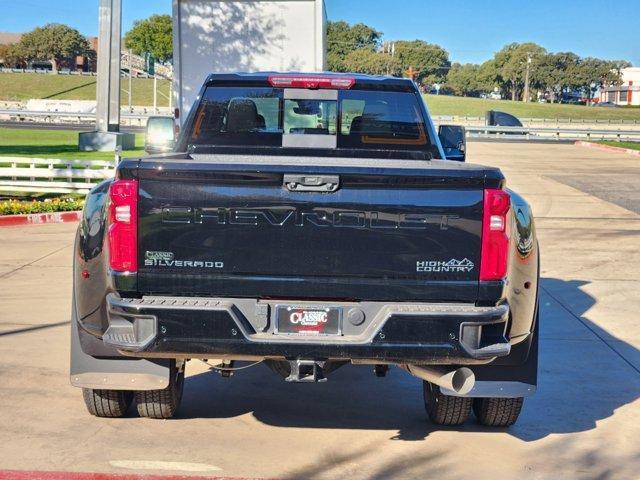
[0,211,82,227]
[0,471,270,480]
[575,140,640,156]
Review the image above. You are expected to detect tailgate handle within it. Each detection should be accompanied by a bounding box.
[283,174,340,193]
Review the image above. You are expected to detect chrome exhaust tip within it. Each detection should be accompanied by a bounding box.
[403,365,475,395]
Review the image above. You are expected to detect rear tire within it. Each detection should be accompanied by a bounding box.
[135,361,185,419]
[473,397,524,427]
[423,381,472,426]
[82,388,133,418]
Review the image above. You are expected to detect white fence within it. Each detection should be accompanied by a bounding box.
[0,157,115,194]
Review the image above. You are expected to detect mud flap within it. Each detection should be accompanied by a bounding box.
[70,307,170,391]
[442,313,539,398]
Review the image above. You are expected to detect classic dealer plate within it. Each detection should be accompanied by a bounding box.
[275,305,342,335]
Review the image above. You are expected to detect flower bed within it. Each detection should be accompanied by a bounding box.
[0,197,85,216]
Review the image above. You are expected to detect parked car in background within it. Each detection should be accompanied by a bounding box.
[560,98,587,105]
[481,92,502,100]
[595,101,619,108]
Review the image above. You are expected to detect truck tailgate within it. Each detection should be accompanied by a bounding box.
[136,155,493,302]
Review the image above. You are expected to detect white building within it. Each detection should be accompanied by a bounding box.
[600,67,640,106]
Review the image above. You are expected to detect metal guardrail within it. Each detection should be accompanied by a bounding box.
[0,109,170,127]
[0,126,637,195]
[1,109,98,123]
[2,108,638,131]
[433,115,640,125]
[0,68,98,76]
[0,157,115,194]
[464,125,640,141]
[3,109,639,140]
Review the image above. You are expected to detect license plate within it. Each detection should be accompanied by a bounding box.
[275,306,342,335]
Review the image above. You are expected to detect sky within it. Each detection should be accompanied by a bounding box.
[0,0,637,66]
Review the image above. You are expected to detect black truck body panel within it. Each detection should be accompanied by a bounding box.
[134,156,501,303]
[103,294,512,364]
[72,73,539,389]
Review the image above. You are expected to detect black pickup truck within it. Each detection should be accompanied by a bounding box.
[71,73,539,427]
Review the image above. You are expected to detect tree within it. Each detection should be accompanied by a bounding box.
[124,14,173,63]
[342,48,402,76]
[327,21,382,72]
[0,44,22,68]
[446,63,482,96]
[603,60,632,86]
[493,42,546,101]
[535,52,580,102]
[393,40,450,84]
[571,58,632,101]
[476,59,500,93]
[15,24,91,72]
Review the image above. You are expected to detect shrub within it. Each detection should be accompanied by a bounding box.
[0,197,84,216]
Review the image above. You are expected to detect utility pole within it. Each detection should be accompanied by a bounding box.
[523,54,532,103]
[128,49,132,110]
[384,41,395,76]
[153,74,157,113]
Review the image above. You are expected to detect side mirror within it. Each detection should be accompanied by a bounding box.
[145,116,176,154]
[438,125,466,162]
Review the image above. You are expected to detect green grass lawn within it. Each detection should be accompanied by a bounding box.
[0,73,171,107]
[0,128,145,160]
[597,141,640,151]
[424,94,640,121]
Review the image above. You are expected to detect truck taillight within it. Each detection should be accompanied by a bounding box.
[480,188,511,281]
[268,74,355,89]
[108,179,138,273]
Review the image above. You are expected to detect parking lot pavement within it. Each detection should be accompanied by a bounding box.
[0,142,638,480]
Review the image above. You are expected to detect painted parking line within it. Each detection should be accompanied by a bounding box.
[0,471,273,480]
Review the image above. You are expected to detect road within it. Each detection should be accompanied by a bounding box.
[0,142,639,480]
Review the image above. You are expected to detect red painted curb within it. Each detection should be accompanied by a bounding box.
[0,471,269,480]
[575,140,640,156]
[0,211,82,227]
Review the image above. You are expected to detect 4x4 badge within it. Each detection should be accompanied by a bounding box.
[417,258,474,273]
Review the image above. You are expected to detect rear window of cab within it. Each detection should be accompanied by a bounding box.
[189,86,433,152]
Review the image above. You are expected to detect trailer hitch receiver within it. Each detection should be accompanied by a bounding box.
[285,360,327,383]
